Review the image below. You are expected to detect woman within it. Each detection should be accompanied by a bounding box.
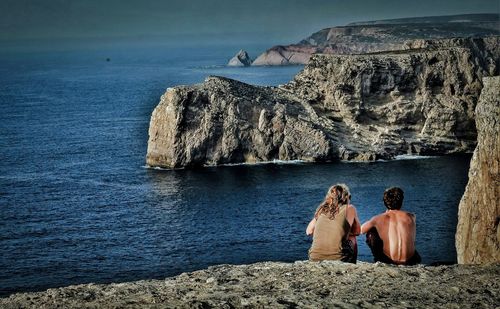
[306,184,361,263]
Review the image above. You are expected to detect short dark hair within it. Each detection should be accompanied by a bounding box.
[383,187,404,210]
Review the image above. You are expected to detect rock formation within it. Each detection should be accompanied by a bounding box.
[252,45,313,66]
[146,37,499,168]
[456,76,500,264]
[1,261,499,308]
[227,50,252,67]
[146,77,335,168]
[252,13,499,66]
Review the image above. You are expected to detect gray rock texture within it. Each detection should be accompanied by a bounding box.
[146,77,335,168]
[1,261,499,308]
[252,14,499,66]
[146,37,499,168]
[456,76,500,264]
[228,50,252,67]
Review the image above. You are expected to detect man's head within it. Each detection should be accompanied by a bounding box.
[383,187,404,210]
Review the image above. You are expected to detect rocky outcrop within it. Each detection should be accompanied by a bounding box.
[252,45,314,66]
[146,77,335,168]
[456,76,500,264]
[284,37,499,160]
[146,37,499,168]
[252,14,499,66]
[227,50,252,67]
[1,261,499,308]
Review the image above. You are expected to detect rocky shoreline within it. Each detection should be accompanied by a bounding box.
[1,261,499,308]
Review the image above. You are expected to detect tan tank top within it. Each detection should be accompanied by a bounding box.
[309,205,351,261]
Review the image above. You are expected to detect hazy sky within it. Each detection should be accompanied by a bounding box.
[1,0,499,45]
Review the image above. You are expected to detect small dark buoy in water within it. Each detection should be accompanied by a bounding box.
[106,58,111,62]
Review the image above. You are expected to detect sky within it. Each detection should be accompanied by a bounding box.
[0,0,499,47]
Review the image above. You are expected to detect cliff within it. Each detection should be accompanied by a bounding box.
[252,14,499,66]
[146,37,499,168]
[1,262,498,308]
[146,77,335,168]
[456,76,500,264]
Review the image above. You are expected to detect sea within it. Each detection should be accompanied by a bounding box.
[0,41,470,296]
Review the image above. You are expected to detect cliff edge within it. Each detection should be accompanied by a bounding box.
[456,76,500,264]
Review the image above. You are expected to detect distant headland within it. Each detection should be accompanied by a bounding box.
[228,13,499,66]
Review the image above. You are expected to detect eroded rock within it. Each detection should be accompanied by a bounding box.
[456,76,500,264]
[146,77,335,168]
[146,37,499,168]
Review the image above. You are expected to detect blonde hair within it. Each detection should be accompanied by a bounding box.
[315,184,350,220]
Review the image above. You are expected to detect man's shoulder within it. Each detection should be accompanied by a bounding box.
[381,210,415,220]
[399,210,416,217]
[394,210,416,223]
[373,212,390,222]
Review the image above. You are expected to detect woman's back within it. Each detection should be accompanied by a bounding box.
[309,205,350,261]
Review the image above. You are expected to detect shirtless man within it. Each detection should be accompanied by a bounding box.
[361,187,421,265]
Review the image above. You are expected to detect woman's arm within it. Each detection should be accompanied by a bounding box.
[306,218,316,236]
[347,205,361,236]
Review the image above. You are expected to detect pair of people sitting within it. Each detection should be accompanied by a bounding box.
[306,184,421,265]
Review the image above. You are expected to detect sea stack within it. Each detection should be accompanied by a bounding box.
[456,76,500,264]
[227,50,252,67]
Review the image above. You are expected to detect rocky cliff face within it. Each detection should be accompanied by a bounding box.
[285,37,499,159]
[252,14,499,66]
[146,37,499,168]
[456,76,500,264]
[146,77,335,168]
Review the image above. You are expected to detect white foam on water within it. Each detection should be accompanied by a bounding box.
[142,165,185,171]
[394,154,436,160]
[215,159,307,167]
[143,155,437,170]
[142,160,307,170]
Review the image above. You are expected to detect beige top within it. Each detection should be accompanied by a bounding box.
[309,205,350,261]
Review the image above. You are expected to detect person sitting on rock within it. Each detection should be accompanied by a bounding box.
[361,187,421,265]
[306,184,361,263]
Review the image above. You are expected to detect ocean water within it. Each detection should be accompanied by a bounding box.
[0,43,470,296]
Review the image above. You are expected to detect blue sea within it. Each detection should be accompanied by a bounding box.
[0,42,470,296]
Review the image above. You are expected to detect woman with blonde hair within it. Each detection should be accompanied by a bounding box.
[306,184,361,263]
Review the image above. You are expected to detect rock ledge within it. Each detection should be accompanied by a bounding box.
[1,261,499,308]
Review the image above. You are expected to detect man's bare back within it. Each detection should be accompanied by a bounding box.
[361,210,416,263]
[361,187,420,265]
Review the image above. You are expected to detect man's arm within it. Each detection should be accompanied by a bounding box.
[306,218,316,236]
[361,216,378,234]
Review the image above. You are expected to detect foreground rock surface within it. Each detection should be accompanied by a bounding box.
[456,76,500,264]
[1,262,499,308]
[146,37,499,168]
[253,13,499,65]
